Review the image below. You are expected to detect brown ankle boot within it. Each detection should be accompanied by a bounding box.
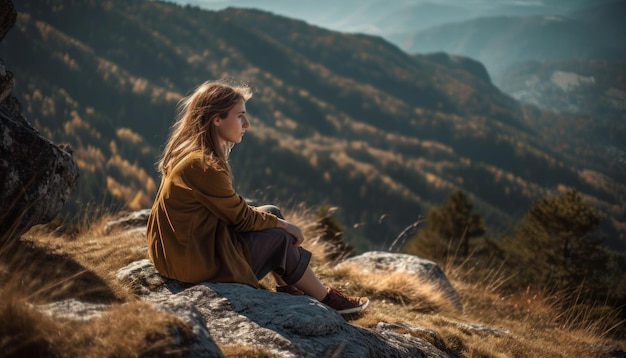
[321,287,369,314]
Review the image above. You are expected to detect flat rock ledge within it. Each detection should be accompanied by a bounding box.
[114,259,452,357]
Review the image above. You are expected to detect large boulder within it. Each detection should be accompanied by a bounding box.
[0,70,79,239]
[0,0,79,239]
[337,251,463,312]
[115,259,453,358]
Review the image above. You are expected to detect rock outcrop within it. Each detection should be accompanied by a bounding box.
[33,220,626,357]
[337,251,463,312]
[34,249,517,357]
[114,259,452,357]
[0,0,79,240]
[33,211,519,357]
[103,208,151,235]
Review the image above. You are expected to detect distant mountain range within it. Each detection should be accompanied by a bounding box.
[1,0,625,250]
[388,1,626,77]
[173,0,616,36]
[171,0,625,79]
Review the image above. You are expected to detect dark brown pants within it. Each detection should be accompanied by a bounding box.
[240,205,312,285]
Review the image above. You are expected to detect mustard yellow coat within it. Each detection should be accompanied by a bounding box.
[147,152,278,286]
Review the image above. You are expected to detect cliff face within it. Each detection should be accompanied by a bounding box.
[0,0,79,239]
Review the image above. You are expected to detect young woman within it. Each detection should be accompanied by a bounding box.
[147,81,369,315]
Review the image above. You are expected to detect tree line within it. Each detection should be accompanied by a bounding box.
[403,188,626,320]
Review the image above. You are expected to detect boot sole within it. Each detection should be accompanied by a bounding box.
[336,298,370,315]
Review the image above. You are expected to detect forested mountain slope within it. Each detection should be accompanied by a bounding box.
[1,0,624,249]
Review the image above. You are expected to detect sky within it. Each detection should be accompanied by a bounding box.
[163,0,603,35]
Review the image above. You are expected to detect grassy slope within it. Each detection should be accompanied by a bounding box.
[1,207,623,357]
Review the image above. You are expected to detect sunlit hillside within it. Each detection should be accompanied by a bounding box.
[1,0,625,252]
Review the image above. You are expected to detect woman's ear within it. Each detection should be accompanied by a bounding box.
[211,115,220,127]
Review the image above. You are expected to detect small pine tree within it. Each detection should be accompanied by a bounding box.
[504,189,606,293]
[405,189,486,260]
[314,205,355,262]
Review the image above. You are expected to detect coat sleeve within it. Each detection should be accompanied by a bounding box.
[181,160,278,232]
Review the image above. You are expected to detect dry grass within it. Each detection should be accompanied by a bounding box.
[1,218,194,357]
[221,344,281,358]
[1,205,625,357]
[0,291,194,357]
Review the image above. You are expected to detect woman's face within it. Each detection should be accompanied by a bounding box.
[214,100,249,145]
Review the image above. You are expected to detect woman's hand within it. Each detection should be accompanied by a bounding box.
[276,218,305,247]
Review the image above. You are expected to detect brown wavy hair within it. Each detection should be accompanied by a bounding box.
[157,81,252,176]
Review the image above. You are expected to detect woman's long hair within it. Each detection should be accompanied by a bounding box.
[157,81,252,176]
